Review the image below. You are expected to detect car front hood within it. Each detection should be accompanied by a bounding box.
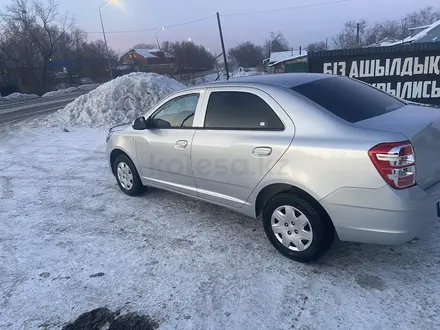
[109,122,131,132]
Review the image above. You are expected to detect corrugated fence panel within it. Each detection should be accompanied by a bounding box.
[308,42,440,105]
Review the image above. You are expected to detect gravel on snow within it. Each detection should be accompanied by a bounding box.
[0,124,439,329]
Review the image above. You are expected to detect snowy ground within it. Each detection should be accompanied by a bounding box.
[1,123,440,330]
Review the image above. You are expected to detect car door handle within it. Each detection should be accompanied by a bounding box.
[175,140,188,149]
[252,147,272,157]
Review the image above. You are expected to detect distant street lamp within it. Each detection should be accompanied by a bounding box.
[155,27,165,50]
[183,38,193,67]
[99,0,116,80]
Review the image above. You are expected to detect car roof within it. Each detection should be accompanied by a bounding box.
[195,73,331,89]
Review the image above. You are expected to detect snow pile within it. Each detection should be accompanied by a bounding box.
[1,92,40,101]
[45,72,185,128]
[42,84,100,98]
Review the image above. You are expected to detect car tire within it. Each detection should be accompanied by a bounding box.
[262,193,334,263]
[113,155,144,196]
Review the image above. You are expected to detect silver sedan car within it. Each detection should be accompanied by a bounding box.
[106,73,440,262]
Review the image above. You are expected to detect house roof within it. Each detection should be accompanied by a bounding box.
[269,50,306,63]
[408,24,431,31]
[386,19,440,46]
[268,50,308,67]
[410,19,440,42]
[133,49,159,58]
[367,37,402,47]
[125,48,175,59]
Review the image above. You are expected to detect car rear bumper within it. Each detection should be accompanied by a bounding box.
[320,181,440,245]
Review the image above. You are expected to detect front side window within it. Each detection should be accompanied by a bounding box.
[151,94,199,128]
[204,91,284,130]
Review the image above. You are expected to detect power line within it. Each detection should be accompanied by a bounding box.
[86,0,350,35]
[86,15,215,34]
[163,16,215,29]
[221,0,351,17]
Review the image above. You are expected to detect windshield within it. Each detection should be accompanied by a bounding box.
[291,76,406,123]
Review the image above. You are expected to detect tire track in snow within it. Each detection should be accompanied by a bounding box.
[0,176,13,199]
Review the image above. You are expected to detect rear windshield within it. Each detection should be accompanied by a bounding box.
[291,76,405,123]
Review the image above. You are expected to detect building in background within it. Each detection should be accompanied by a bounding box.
[264,49,308,74]
[367,37,402,47]
[119,48,176,75]
[370,19,440,47]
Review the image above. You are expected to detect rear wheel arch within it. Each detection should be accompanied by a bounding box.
[255,183,334,230]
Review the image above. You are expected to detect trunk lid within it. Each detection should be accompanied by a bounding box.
[357,104,440,190]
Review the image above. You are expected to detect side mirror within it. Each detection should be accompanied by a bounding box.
[132,116,146,130]
[151,118,171,128]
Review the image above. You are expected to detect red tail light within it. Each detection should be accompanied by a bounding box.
[368,141,416,190]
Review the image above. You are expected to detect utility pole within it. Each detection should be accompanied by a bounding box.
[155,34,161,50]
[155,27,165,51]
[99,1,113,80]
[216,12,229,80]
[356,22,360,48]
[325,37,328,50]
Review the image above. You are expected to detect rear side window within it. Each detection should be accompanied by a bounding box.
[204,91,284,130]
[291,76,405,123]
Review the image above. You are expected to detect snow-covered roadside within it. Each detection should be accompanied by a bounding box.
[0,92,40,102]
[0,124,439,329]
[42,84,100,98]
[0,84,99,103]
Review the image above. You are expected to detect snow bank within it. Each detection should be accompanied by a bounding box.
[1,92,40,101]
[42,84,100,98]
[45,73,185,128]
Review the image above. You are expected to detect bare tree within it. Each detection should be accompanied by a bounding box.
[332,20,369,49]
[70,28,88,56]
[228,42,264,68]
[0,2,40,91]
[165,41,214,72]
[405,6,440,28]
[0,0,120,93]
[332,6,440,49]
[0,0,75,91]
[306,41,327,52]
[263,31,290,58]
[132,43,157,49]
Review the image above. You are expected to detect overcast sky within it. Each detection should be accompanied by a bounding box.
[2,0,439,54]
